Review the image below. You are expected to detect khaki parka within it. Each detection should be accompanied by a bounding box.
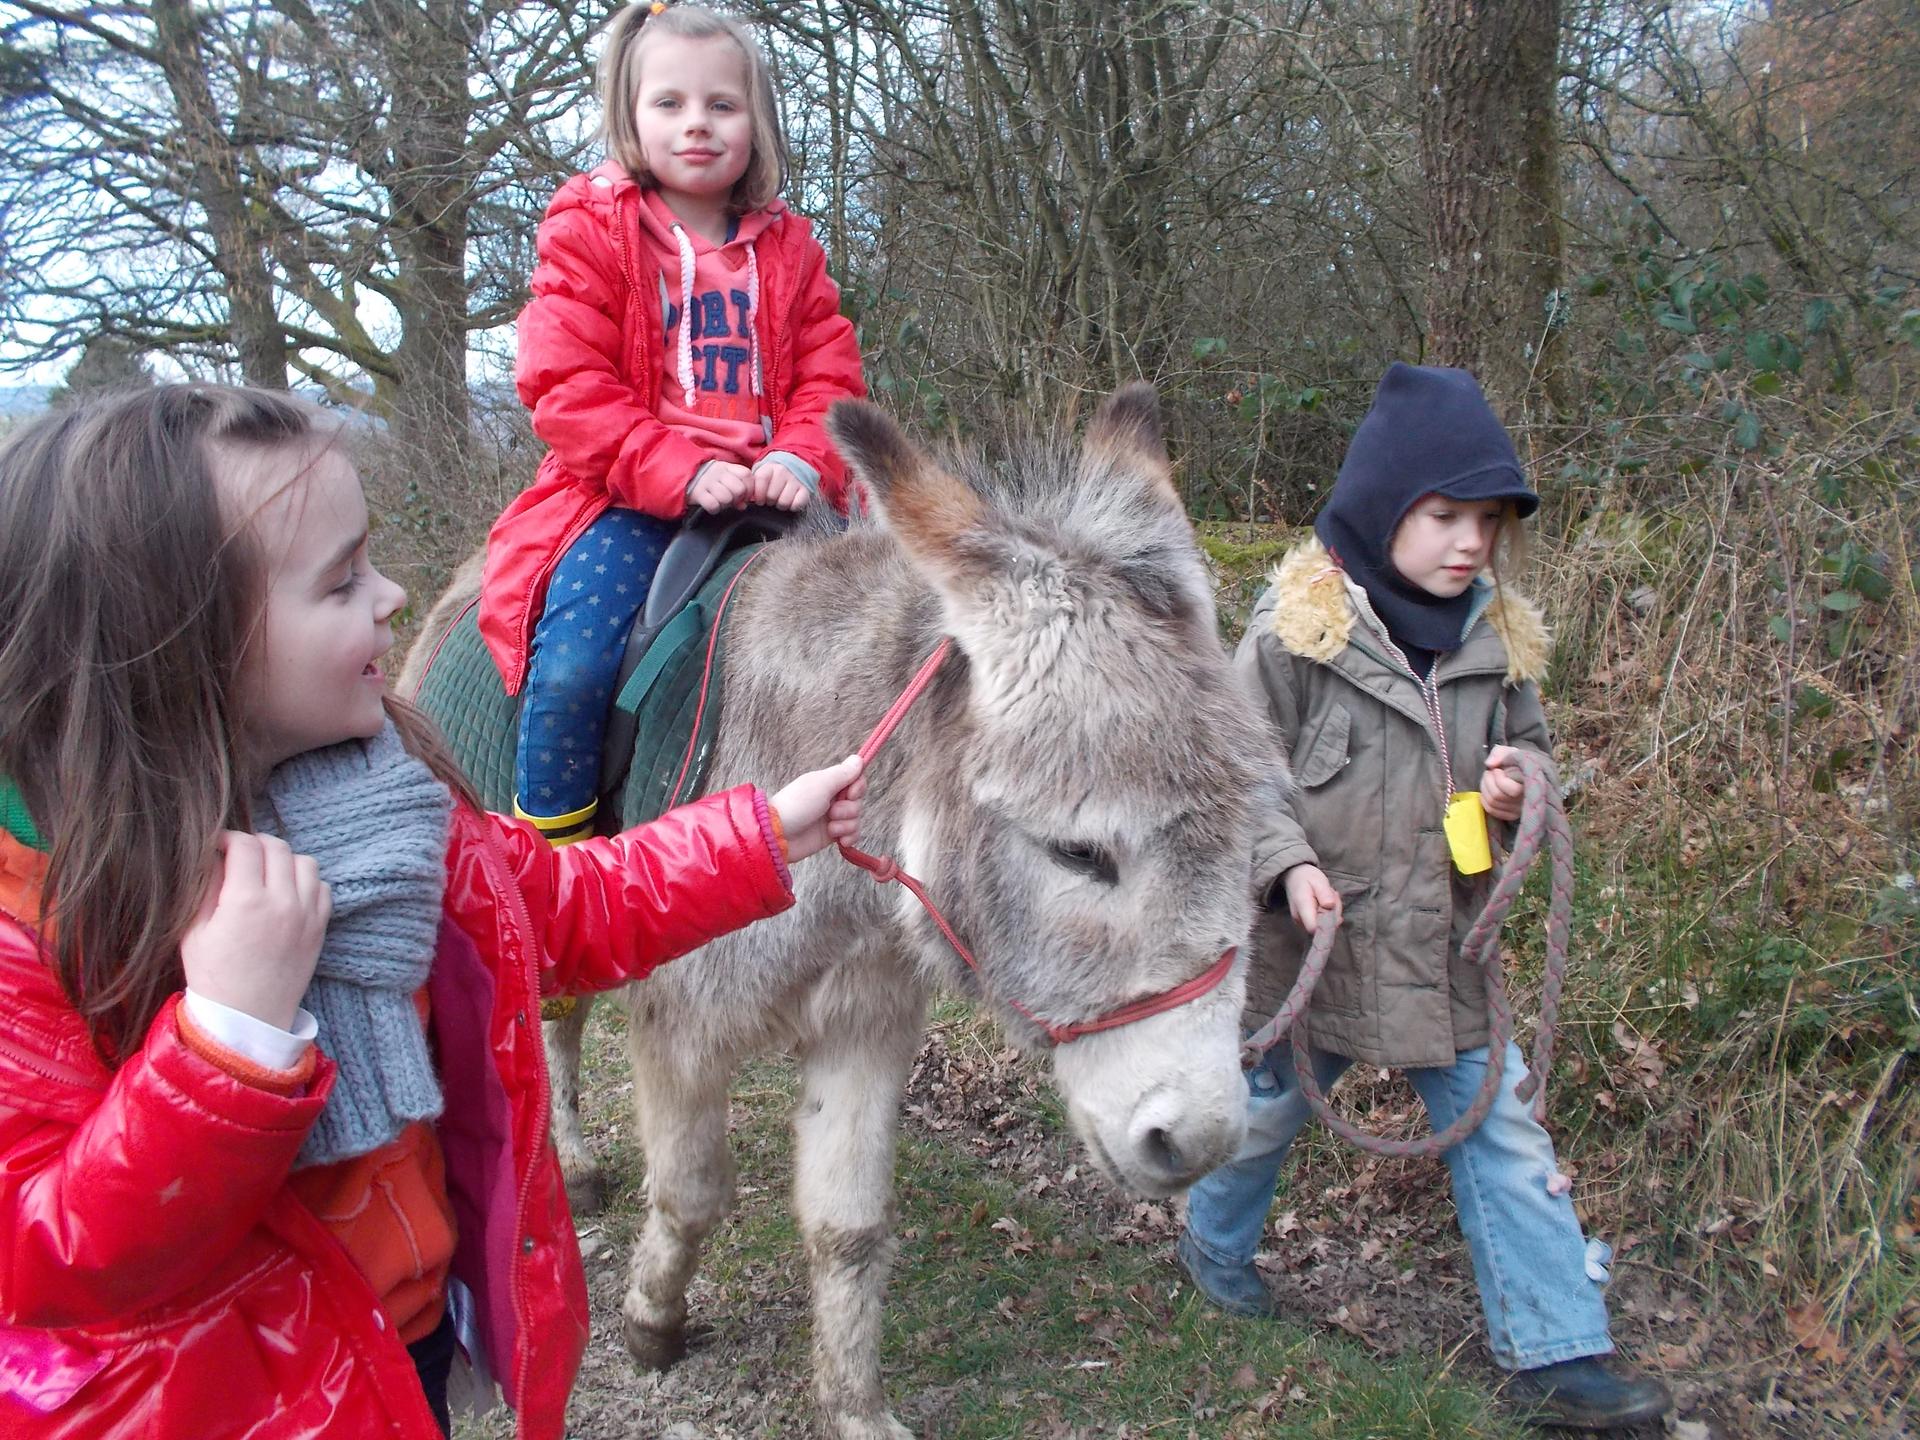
[1241,538,1555,1068]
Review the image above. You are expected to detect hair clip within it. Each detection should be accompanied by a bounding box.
[649,1,668,12]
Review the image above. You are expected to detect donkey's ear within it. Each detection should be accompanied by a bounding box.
[1079,383,1178,506]
[1086,383,1169,467]
[829,399,986,572]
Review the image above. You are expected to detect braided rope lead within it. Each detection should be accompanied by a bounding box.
[1241,749,1573,1157]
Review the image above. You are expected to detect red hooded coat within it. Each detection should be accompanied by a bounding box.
[0,785,793,1439]
[480,164,865,693]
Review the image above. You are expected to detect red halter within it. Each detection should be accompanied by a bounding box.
[834,638,1239,1045]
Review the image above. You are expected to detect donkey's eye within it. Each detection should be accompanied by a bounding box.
[1048,840,1118,885]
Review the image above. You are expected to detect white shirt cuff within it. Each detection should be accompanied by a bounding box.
[182,989,317,1070]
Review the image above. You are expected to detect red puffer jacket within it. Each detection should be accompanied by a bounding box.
[479,163,866,693]
[0,786,793,1439]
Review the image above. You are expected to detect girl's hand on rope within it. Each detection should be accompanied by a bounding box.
[180,831,331,1031]
[1281,863,1342,935]
[688,461,753,513]
[1480,745,1527,822]
[748,460,811,511]
[771,754,867,862]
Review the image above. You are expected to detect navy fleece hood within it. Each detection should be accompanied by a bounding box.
[1314,363,1538,655]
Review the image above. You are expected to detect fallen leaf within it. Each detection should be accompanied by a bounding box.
[1785,1300,1848,1366]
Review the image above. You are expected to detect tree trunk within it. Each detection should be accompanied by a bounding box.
[149,0,287,387]
[1415,0,1564,425]
[368,0,474,481]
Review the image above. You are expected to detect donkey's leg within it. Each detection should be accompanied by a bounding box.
[794,978,927,1440]
[541,995,603,1215]
[620,1016,737,1371]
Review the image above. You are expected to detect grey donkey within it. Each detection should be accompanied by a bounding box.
[403,386,1270,1438]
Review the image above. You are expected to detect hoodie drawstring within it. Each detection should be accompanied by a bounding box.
[669,220,763,408]
[745,243,762,398]
[670,221,698,407]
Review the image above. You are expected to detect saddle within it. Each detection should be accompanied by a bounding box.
[413,507,800,832]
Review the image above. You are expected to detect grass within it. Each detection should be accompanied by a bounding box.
[520,999,1539,1439]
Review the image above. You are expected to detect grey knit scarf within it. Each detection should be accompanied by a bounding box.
[257,721,453,1169]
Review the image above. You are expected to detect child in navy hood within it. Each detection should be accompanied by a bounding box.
[1315,362,1540,661]
[1176,364,1673,1432]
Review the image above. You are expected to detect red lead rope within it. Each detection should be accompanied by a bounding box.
[833,638,1239,1045]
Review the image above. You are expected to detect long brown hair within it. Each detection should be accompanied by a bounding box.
[0,385,473,1063]
[598,3,788,214]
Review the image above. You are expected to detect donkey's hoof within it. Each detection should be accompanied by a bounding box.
[624,1315,687,1372]
[829,1412,913,1440]
[563,1170,605,1217]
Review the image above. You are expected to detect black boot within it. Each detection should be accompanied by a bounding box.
[1173,1230,1284,1319]
[1507,1356,1673,1431]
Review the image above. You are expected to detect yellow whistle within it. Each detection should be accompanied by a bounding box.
[1445,792,1493,874]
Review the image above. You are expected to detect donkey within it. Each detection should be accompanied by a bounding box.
[402,387,1271,1439]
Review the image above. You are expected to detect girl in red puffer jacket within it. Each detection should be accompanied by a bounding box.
[481,1,866,845]
[0,384,865,1440]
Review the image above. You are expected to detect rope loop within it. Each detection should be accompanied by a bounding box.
[1242,749,1572,1157]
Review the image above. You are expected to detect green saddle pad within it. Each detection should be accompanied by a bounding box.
[412,547,759,830]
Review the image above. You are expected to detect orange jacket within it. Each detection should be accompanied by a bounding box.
[0,786,792,1438]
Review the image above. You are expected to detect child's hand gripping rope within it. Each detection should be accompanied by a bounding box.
[1243,748,1574,1157]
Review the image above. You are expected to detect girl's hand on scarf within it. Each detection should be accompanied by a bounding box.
[180,832,331,1029]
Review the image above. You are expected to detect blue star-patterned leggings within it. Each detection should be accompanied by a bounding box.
[514,507,675,820]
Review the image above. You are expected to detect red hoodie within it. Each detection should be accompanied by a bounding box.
[480,164,865,693]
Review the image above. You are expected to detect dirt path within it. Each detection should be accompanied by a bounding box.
[459,1010,1903,1439]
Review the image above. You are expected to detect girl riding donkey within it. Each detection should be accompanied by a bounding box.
[0,385,865,1440]
[484,0,865,844]
[1180,364,1673,1431]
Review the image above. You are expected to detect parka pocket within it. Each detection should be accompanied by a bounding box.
[1308,866,1374,1018]
[1292,704,1352,789]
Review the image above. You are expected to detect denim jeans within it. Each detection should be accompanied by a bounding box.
[515,508,674,817]
[1183,1039,1613,1370]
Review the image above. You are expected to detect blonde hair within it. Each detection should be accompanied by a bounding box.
[598,3,787,214]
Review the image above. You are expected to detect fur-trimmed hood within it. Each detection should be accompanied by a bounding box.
[1264,536,1550,683]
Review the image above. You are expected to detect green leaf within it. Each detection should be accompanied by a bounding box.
[1751,372,1783,397]
[1795,684,1834,719]
[1804,298,1837,335]
[1820,590,1862,612]
[1192,337,1229,360]
[1745,332,1781,372]
[1733,411,1763,450]
[1849,565,1892,603]
[1657,311,1698,335]
[1579,272,1610,296]
[1767,614,1793,644]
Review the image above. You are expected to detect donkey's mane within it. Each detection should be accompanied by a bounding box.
[879,431,1210,632]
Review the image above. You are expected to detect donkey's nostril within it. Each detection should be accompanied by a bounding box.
[1142,1125,1183,1177]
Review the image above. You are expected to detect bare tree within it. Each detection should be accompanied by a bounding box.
[0,0,604,473]
[1415,0,1565,421]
